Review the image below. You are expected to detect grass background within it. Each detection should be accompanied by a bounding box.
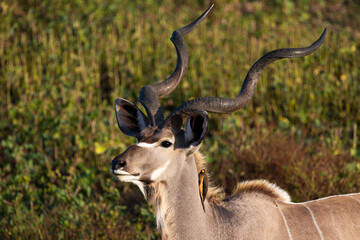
[1,0,359,239]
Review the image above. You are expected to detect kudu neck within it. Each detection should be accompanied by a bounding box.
[149,153,211,239]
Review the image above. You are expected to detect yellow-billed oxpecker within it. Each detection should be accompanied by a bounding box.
[198,169,208,212]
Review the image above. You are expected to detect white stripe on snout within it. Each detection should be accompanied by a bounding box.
[136,142,158,148]
[151,161,171,181]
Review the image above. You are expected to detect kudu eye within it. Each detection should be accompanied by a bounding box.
[161,141,172,148]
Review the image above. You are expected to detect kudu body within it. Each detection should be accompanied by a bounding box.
[111,5,360,240]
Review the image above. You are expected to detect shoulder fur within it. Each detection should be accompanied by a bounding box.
[233,179,291,203]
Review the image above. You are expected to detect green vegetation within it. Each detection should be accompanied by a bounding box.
[1,0,359,239]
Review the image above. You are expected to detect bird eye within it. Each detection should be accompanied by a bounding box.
[161,141,172,148]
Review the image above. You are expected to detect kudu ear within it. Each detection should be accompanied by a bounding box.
[114,98,148,138]
[184,111,209,148]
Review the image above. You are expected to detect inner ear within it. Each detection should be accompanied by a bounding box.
[185,111,208,146]
[115,98,148,138]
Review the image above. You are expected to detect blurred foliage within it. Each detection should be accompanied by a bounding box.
[0,0,359,239]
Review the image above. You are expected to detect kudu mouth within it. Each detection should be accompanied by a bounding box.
[111,157,141,177]
[111,169,142,184]
[112,170,140,177]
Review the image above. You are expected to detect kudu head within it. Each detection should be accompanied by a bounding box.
[111,4,326,196]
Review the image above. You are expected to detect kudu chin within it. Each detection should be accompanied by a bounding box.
[111,4,360,240]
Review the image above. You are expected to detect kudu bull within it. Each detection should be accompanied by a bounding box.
[111,5,360,240]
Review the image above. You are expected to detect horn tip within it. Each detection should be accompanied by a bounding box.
[322,27,327,36]
[205,3,215,16]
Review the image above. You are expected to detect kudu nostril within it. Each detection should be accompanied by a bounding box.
[112,159,126,171]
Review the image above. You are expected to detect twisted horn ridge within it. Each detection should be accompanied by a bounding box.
[138,4,214,126]
[167,27,327,119]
